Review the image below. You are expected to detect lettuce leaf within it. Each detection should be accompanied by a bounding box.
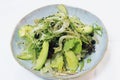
[63,38,82,54]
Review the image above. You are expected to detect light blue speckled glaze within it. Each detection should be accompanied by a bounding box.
[11,4,108,80]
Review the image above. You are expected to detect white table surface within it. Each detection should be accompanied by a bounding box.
[0,0,120,80]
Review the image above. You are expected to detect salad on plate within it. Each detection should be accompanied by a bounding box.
[17,4,102,75]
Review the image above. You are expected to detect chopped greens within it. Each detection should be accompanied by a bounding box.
[17,4,102,75]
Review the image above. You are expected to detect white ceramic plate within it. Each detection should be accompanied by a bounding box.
[11,4,108,80]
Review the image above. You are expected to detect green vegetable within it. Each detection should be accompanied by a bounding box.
[51,54,64,72]
[33,41,49,70]
[37,21,49,30]
[70,17,93,34]
[69,16,84,27]
[64,38,82,54]
[17,52,33,60]
[41,66,51,73]
[87,58,91,63]
[40,60,51,73]
[63,39,75,51]
[18,25,33,37]
[93,24,103,36]
[64,50,78,72]
[57,4,68,15]
[77,25,93,34]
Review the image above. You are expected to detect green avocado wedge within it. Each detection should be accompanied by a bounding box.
[33,41,49,70]
[64,50,78,72]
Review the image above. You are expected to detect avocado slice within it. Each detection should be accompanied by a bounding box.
[33,41,49,70]
[77,25,93,34]
[64,50,78,72]
[17,52,33,60]
[51,54,64,72]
